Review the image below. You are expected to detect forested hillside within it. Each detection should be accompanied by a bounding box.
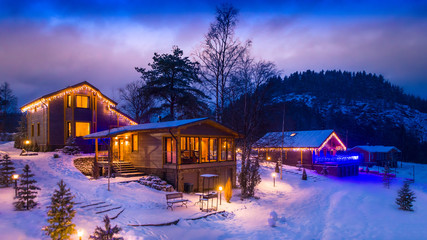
[224,70,427,163]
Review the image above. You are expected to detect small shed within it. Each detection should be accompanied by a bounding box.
[348,146,401,168]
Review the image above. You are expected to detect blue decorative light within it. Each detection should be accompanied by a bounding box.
[313,152,361,165]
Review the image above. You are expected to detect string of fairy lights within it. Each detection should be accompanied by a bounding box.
[20,84,137,125]
[253,133,346,152]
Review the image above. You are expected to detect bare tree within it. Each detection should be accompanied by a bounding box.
[224,54,279,198]
[119,81,154,123]
[196,4,250,122]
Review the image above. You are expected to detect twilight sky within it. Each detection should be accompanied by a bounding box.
[1,0,426,106]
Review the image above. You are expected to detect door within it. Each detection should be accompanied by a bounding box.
[119,139,124,161]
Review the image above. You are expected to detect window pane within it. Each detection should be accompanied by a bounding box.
[76,96,89,108]
[67,95,72,107]
[227,138,233,160]
[132,134,138,151]
[75,122,90,137]
[221,138,227,161]
[209,138,217,161]
[201,138,208,162]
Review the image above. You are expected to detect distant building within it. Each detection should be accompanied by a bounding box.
[348,146,401,168]
[20,81,136,151]
[85,118,238,192]
[254,130,360,177]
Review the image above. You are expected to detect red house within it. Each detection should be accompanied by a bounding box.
[348,146,401,168]
[254,130,360,177]
[20,81,137,151]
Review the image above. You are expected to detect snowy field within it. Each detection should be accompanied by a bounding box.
[1,141,427,240]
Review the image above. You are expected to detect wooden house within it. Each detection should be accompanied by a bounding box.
[348,146,401,168]
[20,81,136,151]
[84,118,239,192]
[254,130,360,177]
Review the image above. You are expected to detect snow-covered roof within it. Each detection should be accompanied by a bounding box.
[84,117,235,138]
[349,146,401,153]
[254,129,336,148]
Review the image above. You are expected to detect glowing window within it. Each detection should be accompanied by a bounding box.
[132,134,138,152]
[67,95,72,108]
[76,95,89,108]
[75,122,90,137]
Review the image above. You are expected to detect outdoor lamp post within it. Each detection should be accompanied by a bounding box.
[12,174,19,198]
[218,186,223,205]
[77,229,83,240]
[272,173,276,187]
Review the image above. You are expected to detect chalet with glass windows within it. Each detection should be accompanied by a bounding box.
[254,130,360,177]
[20,81,136,151]
[84,118,239,192]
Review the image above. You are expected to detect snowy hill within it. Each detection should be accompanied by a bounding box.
[274,93,427,142]
[1,142,427,239]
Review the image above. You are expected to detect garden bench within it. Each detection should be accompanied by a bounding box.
[166,193,189,210]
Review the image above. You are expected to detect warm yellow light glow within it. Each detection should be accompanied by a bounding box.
[115,141,118,145]
[77,229,84,237]
[24,140,30,145]
[125,141,129,145]
[115,137,118,140]
[272,173,276,177]
[219,186,223,191]
[318,132,347,151]
[267,156,271,160]
[75,122,90,137]
[120,141,123,145]
[12,174,19,180]
[125,136,128,139]
[290,133,296,137]
[20,84,137,125]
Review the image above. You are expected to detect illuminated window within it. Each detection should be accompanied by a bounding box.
[37,123,40,136]
[76,95,89,108]
[67,95,72,108]
[132,134,138,152]
[165,137,176,164]
[67,122,72,138]
[75,122,90,137]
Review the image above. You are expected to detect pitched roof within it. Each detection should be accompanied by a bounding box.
[254,129,336,148]
[20,81,117,112]
[84,117,238,138]
[349,146,401,153]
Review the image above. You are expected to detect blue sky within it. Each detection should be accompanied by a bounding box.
[1,0,426,106]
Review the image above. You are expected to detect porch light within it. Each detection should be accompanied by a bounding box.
[24,140,30,145]
[267,156,271,160]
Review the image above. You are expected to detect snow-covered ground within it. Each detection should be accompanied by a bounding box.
[1,141,426,240]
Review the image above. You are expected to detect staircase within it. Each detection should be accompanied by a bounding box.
[112,161,144,177]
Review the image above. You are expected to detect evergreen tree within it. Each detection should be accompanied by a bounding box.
[396,182,416,211]
[224,177,233,203]
[382,164,392,189]
[136,46,208,120]
[1,154,15,187]
[14,114,27,149]
[44,180,76,239]
[14,164,40,210]
[302,168,307,180]
[89,215,123,240]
